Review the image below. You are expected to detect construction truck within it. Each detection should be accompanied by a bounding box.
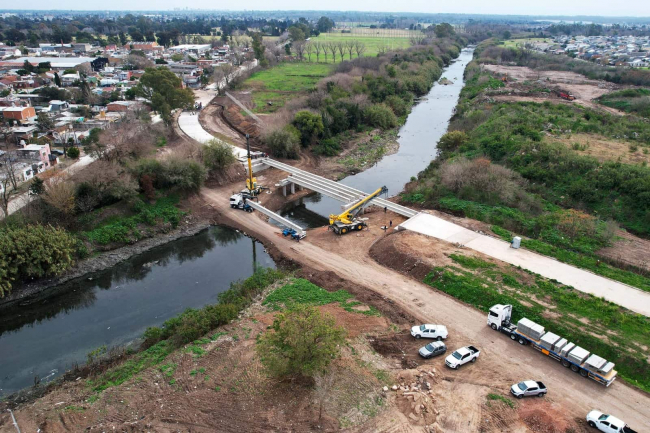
[487,304,617,387]
[329,186,388,235]
[558,92,576,101]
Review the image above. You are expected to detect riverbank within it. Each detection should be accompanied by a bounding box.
[0,215,214,309]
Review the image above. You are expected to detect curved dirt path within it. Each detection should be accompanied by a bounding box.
[201,186,650,431]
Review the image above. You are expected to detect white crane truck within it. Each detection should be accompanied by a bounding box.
[487,304,617,387]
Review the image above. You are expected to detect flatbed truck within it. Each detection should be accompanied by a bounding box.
[488,304,617,387]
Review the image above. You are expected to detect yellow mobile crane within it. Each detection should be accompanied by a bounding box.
[245,134,265,196]
[329,186,388,235]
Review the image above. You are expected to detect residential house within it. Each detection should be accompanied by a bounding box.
[16,144,54,170]
[1,106,36,121]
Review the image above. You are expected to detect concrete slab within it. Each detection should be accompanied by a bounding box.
[399,213,650,317]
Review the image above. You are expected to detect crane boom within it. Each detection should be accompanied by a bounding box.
[329,186,388,228]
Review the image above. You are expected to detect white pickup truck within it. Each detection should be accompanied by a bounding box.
[586,410,637,433]
[445,345,480,369]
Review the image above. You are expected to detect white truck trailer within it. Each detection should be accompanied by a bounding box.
[487,304,617,387]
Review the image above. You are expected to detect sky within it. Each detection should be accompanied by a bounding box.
[6,0,650,17]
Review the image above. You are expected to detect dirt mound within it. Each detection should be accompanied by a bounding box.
[369,233,435,281]
[390,368,442,429]
[205,163,247,187]
[518,401,589,433]
[368,331,433,369]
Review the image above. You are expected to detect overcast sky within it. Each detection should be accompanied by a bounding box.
[9,0,650,17]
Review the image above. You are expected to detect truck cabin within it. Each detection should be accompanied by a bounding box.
[488,304,512,328]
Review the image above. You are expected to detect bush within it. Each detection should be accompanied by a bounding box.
[363,103,398,129]
[256,304,346,379]
[313,137,341,156]
[384,95,409,117]
[0,224,77,297]
[203,139,236,171]
[133,158,206,192]
[264,127,300,159]
[66,146,80,159]
[437,131,468,153]
[293,111,324,147]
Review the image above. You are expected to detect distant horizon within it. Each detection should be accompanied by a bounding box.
[1,4,650,19]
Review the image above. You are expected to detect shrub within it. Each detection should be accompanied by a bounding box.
[133,158,206,192]
[66,146,80,159]
[264,127,301,159]
[0,224,77,297]
[363,103,398,129]
[384,95,409,117]
[313,137,341,156]
[437,131,469,153]
[293,111,324,147]
[256,304,346,379]
[203,139,236,171]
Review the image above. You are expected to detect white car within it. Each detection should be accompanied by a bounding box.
[444,345,480,369]
[509,380,547,398]
[410,324,448,340]
[586,410,637,433]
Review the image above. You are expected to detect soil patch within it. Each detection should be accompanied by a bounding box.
[547,133,650,165]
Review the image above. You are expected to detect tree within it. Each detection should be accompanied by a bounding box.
[353,41,367,58]
[336,42,345,62]
[54,72,61,87]
[251,33,267,67]
[434,23,456,38]
[305,42,314,62]
[317,17,335,33]
[288,26,306,42]
[0,224,77,297]
[345,40,354,59]
[67,146,80,159]
[136,67,194,124]
[294,41,306,61]
[293,111,324,146]
[314,42,322,62]
[36,112,54,132]
[29,177,45,196]
[263,127,300,159]
[326,42,337,63]
[256,305,345,380]
[43,176,76,217]
[202,139,235,171]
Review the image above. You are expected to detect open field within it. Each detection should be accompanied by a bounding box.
[330,27,421,38]
[310,33,412,57]
[242,62,333,113]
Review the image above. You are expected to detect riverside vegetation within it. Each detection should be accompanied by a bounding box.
[403,42,650,291]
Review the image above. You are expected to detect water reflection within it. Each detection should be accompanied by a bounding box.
[0,226,274,395]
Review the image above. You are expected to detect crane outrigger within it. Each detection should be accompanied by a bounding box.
[329,186,388,235]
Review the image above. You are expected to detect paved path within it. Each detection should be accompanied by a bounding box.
[399,213,650,316]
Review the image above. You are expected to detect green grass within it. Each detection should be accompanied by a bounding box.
[449,254,495,270]
[83,195,183,245]
[263,278,380,316]
[486,393,516,408]
[422,263,650,393]
[89,341,173,393]
[244,63,333,113]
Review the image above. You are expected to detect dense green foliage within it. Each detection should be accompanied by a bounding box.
[597,88,650,118]
[264,126,301,159]
[136,67,194,123]
[133,158,206,192]
[0,224,77,297]
[256,304,346,379]
[202,139,236,171]
[83,196,184,245]
[423,262,650,392]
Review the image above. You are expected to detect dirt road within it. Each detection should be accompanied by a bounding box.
[201,186,650,430]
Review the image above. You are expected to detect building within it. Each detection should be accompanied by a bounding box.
[106,101,139,112]
[0,57,95,72]
[16,144,53,170]
[168,44,211,55]
[1,106,36,121]
[124,42,164,52]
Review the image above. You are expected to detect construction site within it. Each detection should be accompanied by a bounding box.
[2,46,650,433]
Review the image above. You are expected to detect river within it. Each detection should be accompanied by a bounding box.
[0,226,275,396]
[281,49,474,227]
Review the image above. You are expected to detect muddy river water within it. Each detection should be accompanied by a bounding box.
[281,49,474,227]
[0,226,275,395]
